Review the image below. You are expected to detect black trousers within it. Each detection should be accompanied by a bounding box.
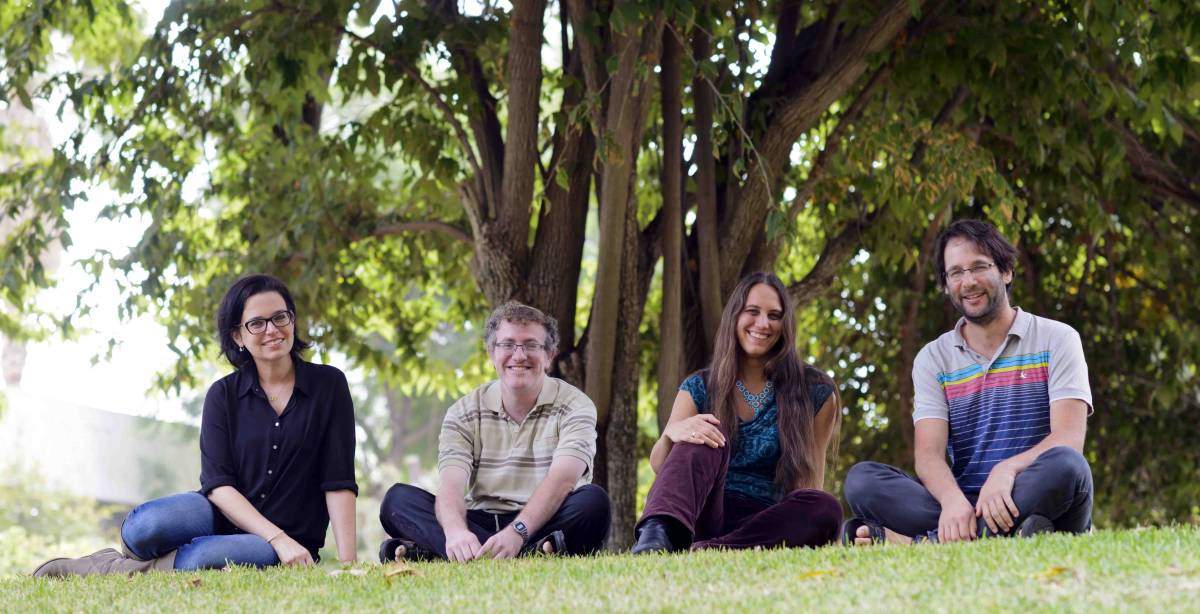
[843,445,1094,539]
[379,482,612,558]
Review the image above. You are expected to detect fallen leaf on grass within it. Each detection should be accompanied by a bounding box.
[1031,566,1076,582]
[384,564,424,580]
[187,578,202,588]
[797,570,840,580]
[328,568,368,577]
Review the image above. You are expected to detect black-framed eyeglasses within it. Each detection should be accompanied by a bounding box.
[492,341,546,354]
[239,310,295,335]
[944,262,996,284]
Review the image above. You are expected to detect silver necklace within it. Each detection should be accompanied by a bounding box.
[736,379,775,415]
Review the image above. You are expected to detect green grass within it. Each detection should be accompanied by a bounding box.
[3,527,1199,612]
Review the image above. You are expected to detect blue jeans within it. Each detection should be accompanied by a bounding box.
[121,492,279,571]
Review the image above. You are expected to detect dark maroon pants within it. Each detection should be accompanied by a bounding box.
[637,440,842,550]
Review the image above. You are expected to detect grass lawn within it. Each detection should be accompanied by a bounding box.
[3,526,1198,611]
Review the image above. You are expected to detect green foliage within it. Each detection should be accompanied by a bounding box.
[0,466,122,577]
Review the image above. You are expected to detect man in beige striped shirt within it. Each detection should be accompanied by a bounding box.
[378,302,611,562]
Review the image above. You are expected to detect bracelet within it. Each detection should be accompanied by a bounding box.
[267,530,285,544]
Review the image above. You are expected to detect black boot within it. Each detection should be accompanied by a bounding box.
[631,517,683,554]
[379,538,435,563]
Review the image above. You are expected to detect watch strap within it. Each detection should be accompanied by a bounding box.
[512,520,529,542]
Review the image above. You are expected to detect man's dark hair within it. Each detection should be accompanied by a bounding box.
[217,274,312,368]
[934,219,1019,290]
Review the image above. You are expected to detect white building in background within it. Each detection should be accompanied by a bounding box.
[0,388,199,505]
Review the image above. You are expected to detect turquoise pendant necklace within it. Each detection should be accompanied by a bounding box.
[736,379,775,416]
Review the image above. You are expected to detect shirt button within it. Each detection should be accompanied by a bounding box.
[272,444,278,450]
[274,422,280,427]
[267,470,273,475]
[260,494,266,499]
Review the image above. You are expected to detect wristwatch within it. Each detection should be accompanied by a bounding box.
[511,520,529,542]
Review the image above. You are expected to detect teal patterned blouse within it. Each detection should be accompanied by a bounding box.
[680,369,834,504]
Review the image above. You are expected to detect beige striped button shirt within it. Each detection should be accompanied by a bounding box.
[437,377,597,513]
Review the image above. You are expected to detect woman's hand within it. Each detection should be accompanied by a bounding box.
[269,533,315,566]
[663,413,725,448]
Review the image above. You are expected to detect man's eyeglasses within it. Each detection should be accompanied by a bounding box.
[239,310,295,335]
[492,341,546,354]
[944,262,996,284]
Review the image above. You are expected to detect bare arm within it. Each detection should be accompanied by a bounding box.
[514,457,587,535]
[997,399,1088,474]
[208,486,313,565]
[913,419,964,504]
[913,419,976,542]
[649,391,724,473]
[974,398,1089,533]
[804,391,841,490]
[325,489,357,563]
[478,457,588,559]
[435,466,479,562]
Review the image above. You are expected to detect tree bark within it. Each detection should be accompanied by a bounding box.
[692,21,723,355]
[720,0,921,292]
[656,24,685,430]
[582,5,663,431]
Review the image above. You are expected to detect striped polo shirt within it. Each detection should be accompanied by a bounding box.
[912,308,1092,494]
[437,377,597,513]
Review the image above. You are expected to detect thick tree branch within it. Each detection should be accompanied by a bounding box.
[720,0,922,290]
[371,220,474,244]
[496,0,547,259]
[341,27,486,200]
[785,84,970,308]
[1109,117,1200,213]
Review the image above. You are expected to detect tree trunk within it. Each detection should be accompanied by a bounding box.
[583,7,663,433]
[895,204,951,460]
[692,21,723,355]
[605,193,655,550]
[656,24,685,430]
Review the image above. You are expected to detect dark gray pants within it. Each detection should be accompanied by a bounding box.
[843,445,1093,539]
[380,482,612,557]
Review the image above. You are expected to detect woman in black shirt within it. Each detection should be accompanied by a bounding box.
[34,275,357,576]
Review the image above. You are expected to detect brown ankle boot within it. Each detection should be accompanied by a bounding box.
[32,548,176,578]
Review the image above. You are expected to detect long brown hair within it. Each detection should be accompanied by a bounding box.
[706,272,837,492]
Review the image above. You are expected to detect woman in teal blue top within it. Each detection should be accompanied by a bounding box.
[632,272,843,552]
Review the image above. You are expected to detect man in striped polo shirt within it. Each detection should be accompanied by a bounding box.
[843,219,1094,544]
[378,302,611,561]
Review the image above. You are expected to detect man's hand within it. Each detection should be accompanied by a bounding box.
[937,495,977,542]
[975,462,1020,534]
[444,528,483,563]
[478,525,525,560]
[269,534,315,566]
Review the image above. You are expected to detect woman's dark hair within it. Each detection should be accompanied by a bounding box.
[706,271,838,492]
[217,274,311,368]
[934,219,1019,290]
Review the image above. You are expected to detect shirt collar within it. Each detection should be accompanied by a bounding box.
[952,307,1029,349]
[235,356,310,398]
[481,376,560,415]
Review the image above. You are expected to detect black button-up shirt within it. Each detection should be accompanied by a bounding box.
[199,358,357,557]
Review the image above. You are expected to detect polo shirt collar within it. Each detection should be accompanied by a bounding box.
[952,307,1030,349]
[482,376,560,415]
[235,356,310,397]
